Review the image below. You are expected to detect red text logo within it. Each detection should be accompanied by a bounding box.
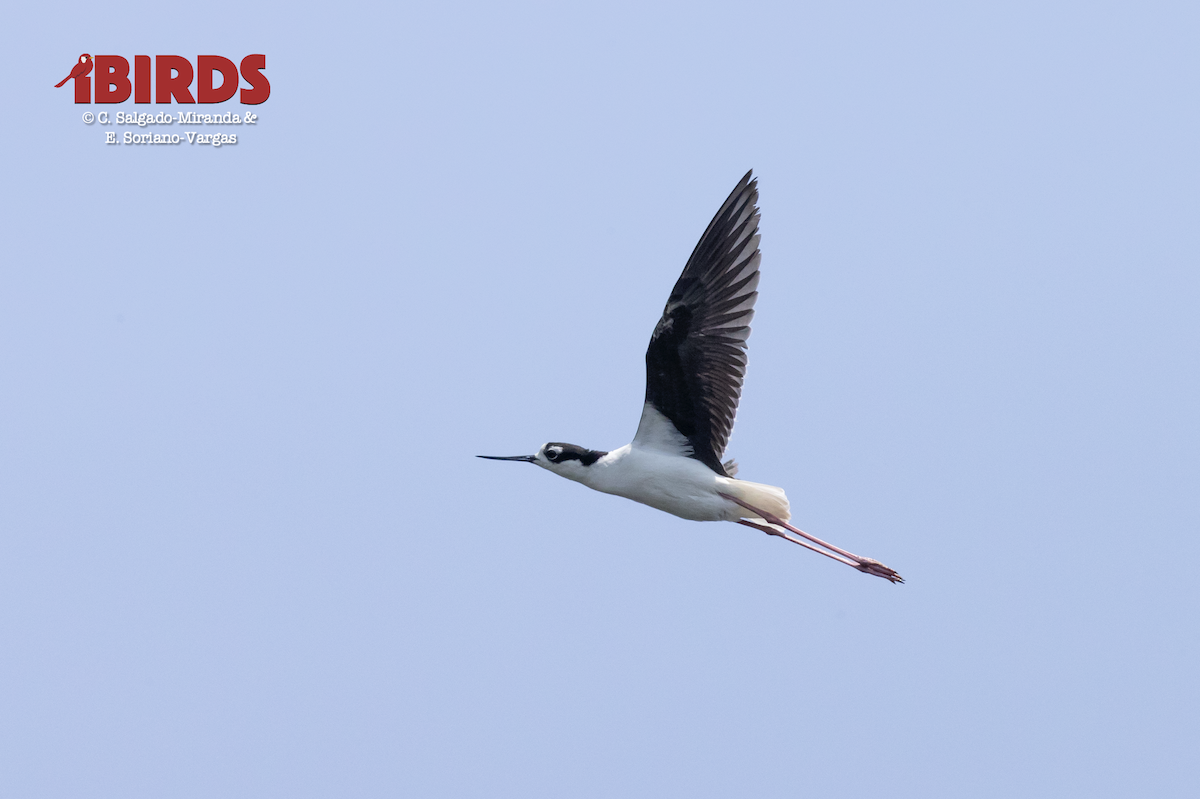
[57,55,269,105]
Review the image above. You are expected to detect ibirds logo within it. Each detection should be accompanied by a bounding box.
[55,54,269,104]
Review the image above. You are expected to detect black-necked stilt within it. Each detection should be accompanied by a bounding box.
[480,172,902,583]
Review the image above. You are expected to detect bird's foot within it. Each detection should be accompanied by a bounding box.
[724,492,904,583]
[854,558,903,584]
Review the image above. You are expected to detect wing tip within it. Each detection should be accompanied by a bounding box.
[739,169,757,196]
[734,170,759,217]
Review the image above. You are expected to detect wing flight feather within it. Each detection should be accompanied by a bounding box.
[635,171,762,475]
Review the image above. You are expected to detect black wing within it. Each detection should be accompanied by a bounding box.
[634,171,761,475]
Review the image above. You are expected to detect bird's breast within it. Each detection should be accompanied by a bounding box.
[580,445,736,522]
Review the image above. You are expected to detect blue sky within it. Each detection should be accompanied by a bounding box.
[2,2,1197,796]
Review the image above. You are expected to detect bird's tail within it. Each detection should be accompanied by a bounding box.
[716,477,791,523]
[55,77,69,88]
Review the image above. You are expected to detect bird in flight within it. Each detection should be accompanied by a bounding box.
[55,54,94,88]
[480,172,902,582]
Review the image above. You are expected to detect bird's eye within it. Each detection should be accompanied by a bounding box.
[81,56,87,63]
[546,448,561,460]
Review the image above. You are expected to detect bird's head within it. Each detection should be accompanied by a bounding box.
[478,442,607,483]
[79,54,93,63]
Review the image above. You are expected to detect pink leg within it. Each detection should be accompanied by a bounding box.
[736,519,861,568]
[721,493,903,583]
